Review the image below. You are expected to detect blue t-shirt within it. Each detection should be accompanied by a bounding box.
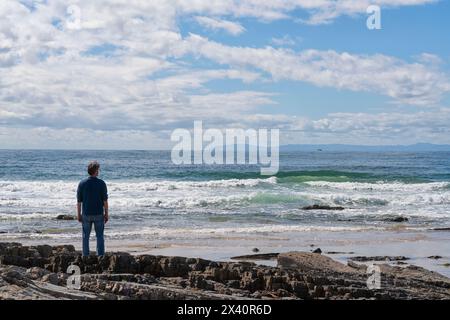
[77,176,108,216]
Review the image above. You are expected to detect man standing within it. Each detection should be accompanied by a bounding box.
[77,161,109,257]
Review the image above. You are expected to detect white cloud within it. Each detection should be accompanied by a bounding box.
[0,0,448,148]
[195,16,245,35]
[185,34,450,105]
[415,53,444,66]
[0,126,170,149]
[294,0,439,25]
[178,0,438,24]
[271,35,299,46]
[275,109,450,145]
[3,108,450,148]
[318,108,450,144]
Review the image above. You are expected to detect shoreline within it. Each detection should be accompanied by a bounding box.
[9,228,450,278]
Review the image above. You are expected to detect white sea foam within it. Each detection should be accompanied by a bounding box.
[1,179,449,220]
[0,178,273,211]
[105,225,383,237]
[304,181,450,192]
[108,177,277,191]
[300,192,450,206]
[0,212,59,220]
[0,224,384,240]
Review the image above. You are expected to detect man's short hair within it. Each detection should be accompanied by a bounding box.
[87,161,100,176]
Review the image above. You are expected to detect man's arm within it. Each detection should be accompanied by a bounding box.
[104,200,109,223]
[102,182,109,223]
[77,202,82,222]
[76,183,83,223]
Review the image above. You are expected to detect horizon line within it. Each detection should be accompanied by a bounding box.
[1,142,450,152]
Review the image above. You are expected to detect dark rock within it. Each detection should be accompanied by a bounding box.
[53,245,76,254]
[136,255,163,275]
[159,257,190,277]
[36,245,53,258]
[276,289,292,297]
[252,248,260,253]
[26,267,52,280]
[278,252,357,274]
[230,253,279,260]
[384,216,409,223]
[226,280,241,289]
[41,273,59,285]
[250,291,263,299]
[108,254,138,274]
[56,215,76,221]
[1,242,450,300]
[343,293,352,299]
[302,205,345,211]
[313,285,325,298]
[350,256,409,262]
[290,281,309,298]
[347,261,367,271]
[432,228,450,231]
[312,248,322,254]
[46,253,78,273]
[326,251,355,254]
[428,256,443,260]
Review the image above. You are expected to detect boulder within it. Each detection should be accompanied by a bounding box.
[384,216,409,223]
[277,252,358,274]
[302,205,345,211]
[52,245,76,254]
[36,245,53,258]
[56,215,76,221]
[230,253,279,261]
[349,256,409,262]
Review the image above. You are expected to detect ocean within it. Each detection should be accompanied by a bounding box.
[1,150,449,274]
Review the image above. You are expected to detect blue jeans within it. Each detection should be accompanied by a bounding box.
[82,215,105,256]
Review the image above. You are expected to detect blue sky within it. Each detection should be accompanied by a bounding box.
[1,0,450,149]
[186,2,450,116]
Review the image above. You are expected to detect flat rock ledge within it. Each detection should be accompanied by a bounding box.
[0,243,449,300]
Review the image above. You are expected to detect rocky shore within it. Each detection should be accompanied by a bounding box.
[0,242,449,300]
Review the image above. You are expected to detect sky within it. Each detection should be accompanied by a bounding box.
[1,0,450,149]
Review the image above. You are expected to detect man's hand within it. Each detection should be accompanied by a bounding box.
[77,202,82,223]
[103,200,109,224]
